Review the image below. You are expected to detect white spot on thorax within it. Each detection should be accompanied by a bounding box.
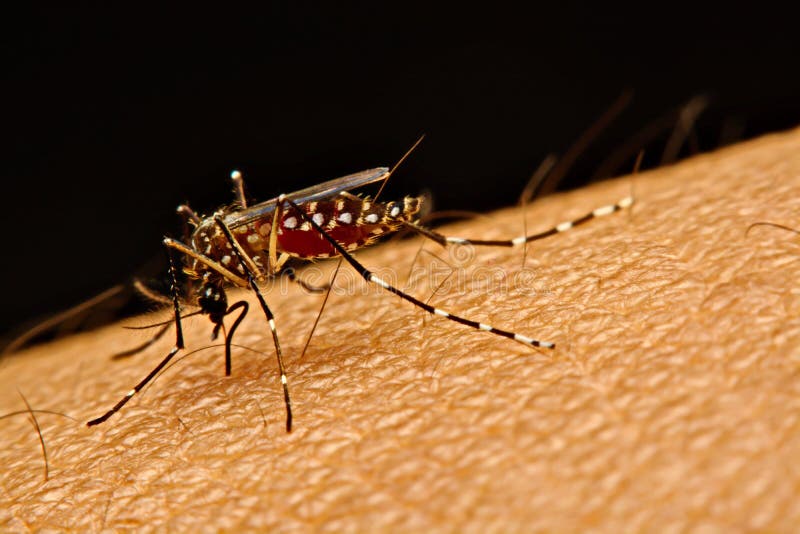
[338,212,352,224]
[313,213,325,226]
[365,213,379,224]
[284,216,297,229]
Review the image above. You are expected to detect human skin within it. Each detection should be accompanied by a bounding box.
[2,129,800,531]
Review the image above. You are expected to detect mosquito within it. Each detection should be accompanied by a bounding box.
[86,142,633,432]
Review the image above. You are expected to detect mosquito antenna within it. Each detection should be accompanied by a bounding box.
[374,134,426,201]
[299,258,343,363]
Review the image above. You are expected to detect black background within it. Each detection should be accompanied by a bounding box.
[3,5,799,343]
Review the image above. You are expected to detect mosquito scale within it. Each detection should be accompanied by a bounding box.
[87,143,633,431]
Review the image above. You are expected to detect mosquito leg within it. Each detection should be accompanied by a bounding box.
[113,310,205,361]
[223,301,249,376]
[164,238,250,288]
[283,196,555,349]
[112,321,172,359]
[176,204,202,225]
[87,247,186,426]
[213,215,293,432]
[405,195,634,248]
[230,170,248,209]
[114,238,230,363]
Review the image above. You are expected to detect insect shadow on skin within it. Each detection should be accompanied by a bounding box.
[85,136,634,433]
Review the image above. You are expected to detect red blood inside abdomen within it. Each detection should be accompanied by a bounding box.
[277,225,379,258]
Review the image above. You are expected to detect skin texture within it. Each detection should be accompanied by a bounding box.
[2,128,800,531]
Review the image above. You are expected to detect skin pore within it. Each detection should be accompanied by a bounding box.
[2,128,800,531]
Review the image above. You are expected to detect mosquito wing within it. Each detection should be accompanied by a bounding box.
[225,167,390,228]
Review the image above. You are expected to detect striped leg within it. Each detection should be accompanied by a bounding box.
[87,247,187,426]
[213,215,294,432]
[87,247,254,426]
[410,196,634,248]
[282,196,555,349]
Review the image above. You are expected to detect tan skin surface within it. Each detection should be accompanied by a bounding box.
[2,129,800,531]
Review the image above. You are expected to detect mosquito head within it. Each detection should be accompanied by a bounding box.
[197,282,228,326]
